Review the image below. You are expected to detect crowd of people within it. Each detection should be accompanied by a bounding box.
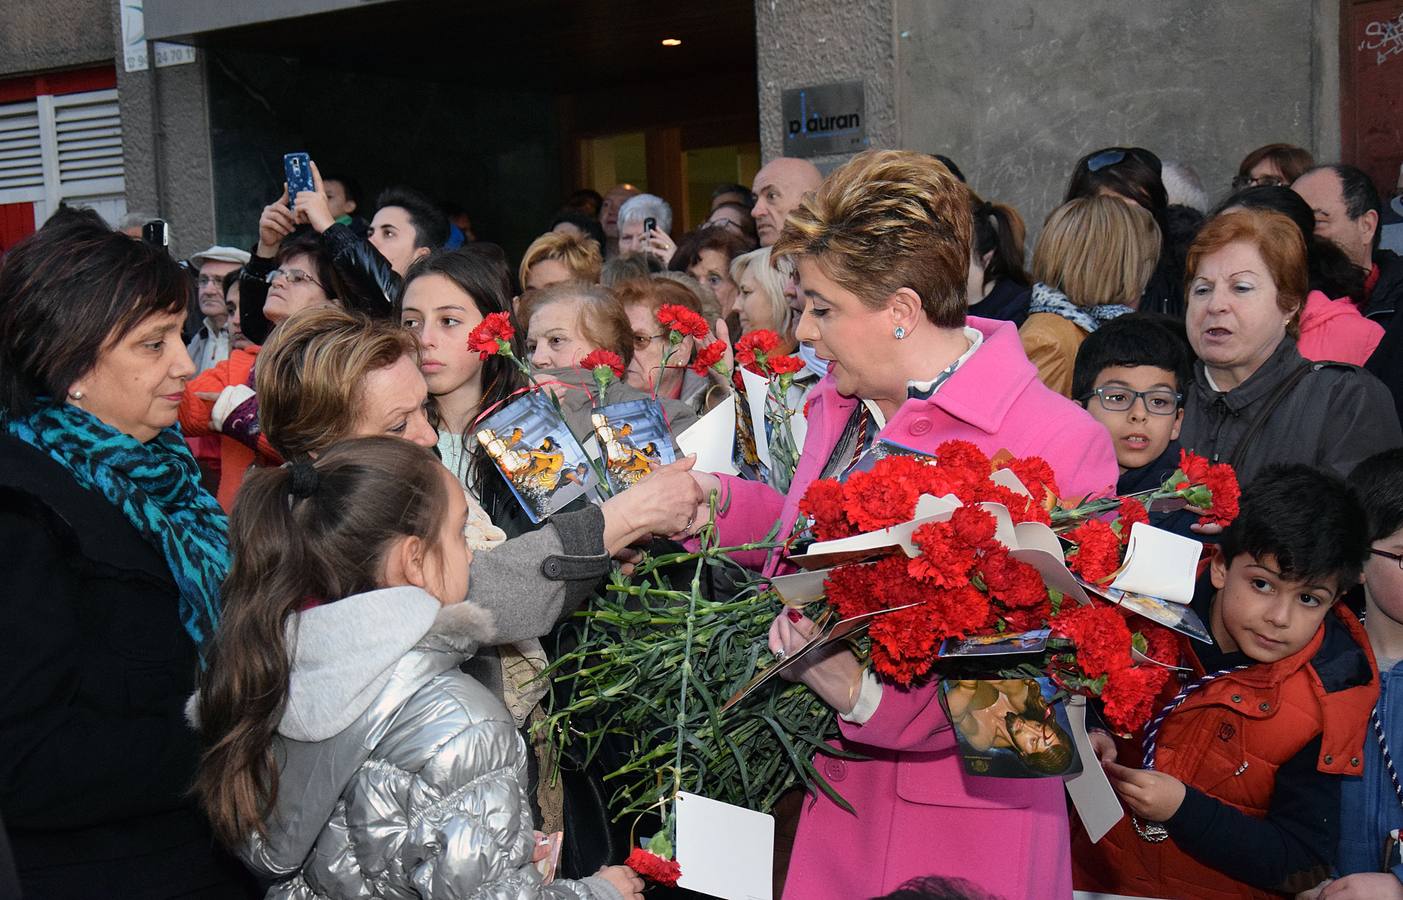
[3,137,1403,900]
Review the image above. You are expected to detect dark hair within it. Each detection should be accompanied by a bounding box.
[711,182,754,207]
[400,249,528,519]
[1349,449,1403,543]
[707,201,760,244]
[871,874,1000,900]
[194,437,451,847]
[931,154,967,183]
[549,209,607,252]
[1071,313,1193,402]
[1237,144,1314,184]
[564,188,603,217]
[1219,464,1369,591]
[0,219,191,415]
[600,252,664,287]
[43,203,110,231]
[1305,164,1384,252]
[375,186,449,251]
[320,172,362,207]
[221,267,243,297]
[969,192,1029,288]
[668,225,757,273]
[1065,146,1168,224]
[276,231,346,303]
[1215,185,1367,303]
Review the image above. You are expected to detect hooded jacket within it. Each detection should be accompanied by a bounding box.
[217,586,621,900]
[1179,335,1401,486]
[1297,290,1384,366]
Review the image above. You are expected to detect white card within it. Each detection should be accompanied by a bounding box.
[1110,523,1202,605]
[675,791,774,900]
[767,567,832,605]
[739,366,772,464]
[676,396,739,477]
[1063,696,1124,844]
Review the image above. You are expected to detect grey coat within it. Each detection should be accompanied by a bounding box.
[229,587,621,900]
[1180,336,1403,487]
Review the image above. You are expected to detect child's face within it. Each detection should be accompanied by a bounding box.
[1209,552,1339,663]
[424,468,473,606]
[1364,526,1403,628]
[1083,365,1183,472]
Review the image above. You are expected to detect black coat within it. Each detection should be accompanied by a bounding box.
[0,435,253,899]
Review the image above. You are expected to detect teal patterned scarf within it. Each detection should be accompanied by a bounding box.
[5,403,229,655]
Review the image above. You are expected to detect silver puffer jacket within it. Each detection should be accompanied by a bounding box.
[226,587,621,900]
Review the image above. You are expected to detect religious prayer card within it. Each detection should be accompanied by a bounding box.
[476,391,596,524]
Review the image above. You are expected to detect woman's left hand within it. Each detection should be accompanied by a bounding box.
[1103,761,1186,821]
[641,229,676,266]
[768,610,865,715]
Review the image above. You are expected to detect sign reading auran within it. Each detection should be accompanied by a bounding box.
[781,81,867,158]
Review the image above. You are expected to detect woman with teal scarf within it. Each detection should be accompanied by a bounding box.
[0,219,252,898]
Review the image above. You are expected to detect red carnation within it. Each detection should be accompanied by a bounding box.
[1200,463,1241,527]
[625,847,681,887]
[935,440,992,475]
[824,561,881,618]
[689,340,728,376]
[1065,519,1124,583]
[842,467,922,533]
[467,312,514,360]
[1176,448,1211,487]
[981,549,1048,609]
[1117,498,1150,540]
[1006,455,1061,503]
[767,353,804,375]
[949,504,998,549]
[657,304,709,340]
[800,478,850,541]
[579,349,625,379]
[909,520,978,588]
[735,329,782,369]
[1101,664,1174,734]
[1135,621,1182,667]
[1051,604,1133,678]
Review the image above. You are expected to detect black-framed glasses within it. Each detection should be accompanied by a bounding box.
[266,268,322,288]
[1371,548,1403,570]
[1231,174,1287,190]
[1083,386,1182,416]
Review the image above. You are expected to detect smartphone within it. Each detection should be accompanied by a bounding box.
[644,216,656,234]
[283,152,314,208]
[141,219,168,248]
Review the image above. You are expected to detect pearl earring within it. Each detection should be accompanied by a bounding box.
[68,390,84,400]
[894,326,907,340]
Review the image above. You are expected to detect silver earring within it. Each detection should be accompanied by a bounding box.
[68,390,84,400]
[894,326,907,340]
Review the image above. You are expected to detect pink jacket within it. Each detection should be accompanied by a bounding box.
[1297,290,1383,365]
[712,317,1118,899]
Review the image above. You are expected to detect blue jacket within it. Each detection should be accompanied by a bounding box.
[1337,656,1403,882]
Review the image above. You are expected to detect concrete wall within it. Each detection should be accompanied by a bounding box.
[0,0,111,76]
[109,1,217,258]
[754,0,899,171]
[895,0,1338,231]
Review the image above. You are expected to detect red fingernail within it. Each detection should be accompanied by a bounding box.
[787,609,802,623]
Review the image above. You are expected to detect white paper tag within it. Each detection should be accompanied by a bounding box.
[676,396,739,477]
[1110,523,1202,605]
[675,791,774,900]
[1063,696,1124,844]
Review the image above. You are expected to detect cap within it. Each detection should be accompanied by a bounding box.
[190,245,251,268]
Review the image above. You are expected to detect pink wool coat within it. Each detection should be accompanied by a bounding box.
[711,317,1118,899]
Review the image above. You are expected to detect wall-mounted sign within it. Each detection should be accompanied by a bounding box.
[120,1,197,72]
[781,81,866,158]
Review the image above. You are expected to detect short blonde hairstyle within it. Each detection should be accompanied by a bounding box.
[517,281,633,365]
[730,247,794,336]
[773,149,972,327]
[518,231,603,289]
[256,308,419,461]
[1032,196,1161,308]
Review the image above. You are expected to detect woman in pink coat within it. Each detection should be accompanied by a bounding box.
[685,150,1118,899]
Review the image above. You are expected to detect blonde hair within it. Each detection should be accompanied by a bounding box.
[773,149,972,327]
[730,247,794,336]
[1032,196,1161,308]
[517,281,633,365]
[255,308,419,460]
[518,231,602,289]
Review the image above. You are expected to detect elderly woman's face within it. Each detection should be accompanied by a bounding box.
[526,298,597,369]
[348,354,436,448]
[264,252,333,325]
[71,309,193,442]
[1187,240,1294,386]
[793,257,893,399]
[624,301,693,392]
[688,249,739,312]
[735,268,777,335]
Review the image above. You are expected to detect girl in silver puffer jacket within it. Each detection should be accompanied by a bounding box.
[192,438,644,900]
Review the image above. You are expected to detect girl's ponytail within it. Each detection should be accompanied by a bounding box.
[970,193,1030,289]
[194,437,450,847]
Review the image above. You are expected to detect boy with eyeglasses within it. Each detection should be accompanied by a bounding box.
[1072,314,1199,538]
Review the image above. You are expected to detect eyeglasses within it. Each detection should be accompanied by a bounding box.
[632,332,666,352]
[266,268,322,288]
[1231,174,1287,190]
[1371,548,1403,570]
[1083,386,1182,415]
[196,275,226,289]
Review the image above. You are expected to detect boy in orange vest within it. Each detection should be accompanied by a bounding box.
[1073,464,1379,899]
